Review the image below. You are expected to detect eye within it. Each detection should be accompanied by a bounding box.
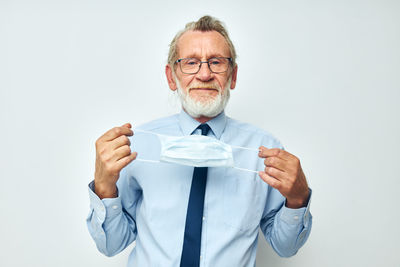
[184,58,199,65]
[209,58,221,65]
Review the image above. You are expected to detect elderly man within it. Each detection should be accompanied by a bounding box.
[87,15,312,267]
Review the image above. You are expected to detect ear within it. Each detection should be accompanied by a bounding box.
[165,64,177,91]
[230,64,238,90]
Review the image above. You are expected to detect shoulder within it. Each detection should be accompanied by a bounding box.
[225,116,283,149]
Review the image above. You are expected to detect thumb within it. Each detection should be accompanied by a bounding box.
[121,123,132,128]
[258,146,267,157]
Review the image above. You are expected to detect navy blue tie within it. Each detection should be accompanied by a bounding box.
[180,124,210,267]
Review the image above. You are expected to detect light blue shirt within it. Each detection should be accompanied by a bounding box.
[87,110,312,267]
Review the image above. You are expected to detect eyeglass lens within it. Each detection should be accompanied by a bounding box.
[180,58,230,74]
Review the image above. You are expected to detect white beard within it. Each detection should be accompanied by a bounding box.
[176,78,231,118]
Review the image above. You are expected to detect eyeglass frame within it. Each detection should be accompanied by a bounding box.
[174,57,233,74]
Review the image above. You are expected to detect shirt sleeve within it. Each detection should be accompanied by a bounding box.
[260,188,313,257]
[86,169,141,257]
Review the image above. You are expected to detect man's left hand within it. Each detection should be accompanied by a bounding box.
[258,146,310,209]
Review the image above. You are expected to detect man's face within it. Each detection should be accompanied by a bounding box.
[166,30,237,118]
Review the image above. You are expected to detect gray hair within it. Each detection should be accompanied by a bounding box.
[167,15,237,69]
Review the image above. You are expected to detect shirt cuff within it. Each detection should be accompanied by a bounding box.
[280,188,312,227]
[88,181,123,221]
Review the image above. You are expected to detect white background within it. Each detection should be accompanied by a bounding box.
[1,0,399,266]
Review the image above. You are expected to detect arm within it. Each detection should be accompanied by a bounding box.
[260,187,312,257]
[86,123,139,256]
[258,146,312,257]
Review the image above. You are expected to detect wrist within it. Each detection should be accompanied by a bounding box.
[94,181,118,199]
[286,191,310,209]
[285,199,306,209]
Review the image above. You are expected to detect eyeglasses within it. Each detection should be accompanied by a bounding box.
[175,57,232,74]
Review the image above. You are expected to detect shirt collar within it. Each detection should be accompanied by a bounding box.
[178,109,227,139]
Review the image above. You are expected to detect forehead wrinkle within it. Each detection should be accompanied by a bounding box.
[177,30,230,60]
[183,53,227,60]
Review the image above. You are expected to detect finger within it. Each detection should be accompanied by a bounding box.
[258,146,281,158]
[102,125,134,142]
[264,156,287,172]
[259,171,281,189]
[264,166,287,181]
[121,123,132,128]
[114,151,137,171]
[109,135,131,150]
[112,145,132,162]
[275,149,296,161]
[258,146,292,161]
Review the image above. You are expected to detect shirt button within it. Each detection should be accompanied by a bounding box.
[202,216,205,220]
[294,215,299,220]
[112,205,118,210]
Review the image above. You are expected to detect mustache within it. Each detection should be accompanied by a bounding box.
[188,82,220,91]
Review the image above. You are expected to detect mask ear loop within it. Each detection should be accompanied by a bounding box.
[230,145,259,152]
[134,129,166,136]
[230,146,261,173]
[233,166,259,174]
[135,158,160,163]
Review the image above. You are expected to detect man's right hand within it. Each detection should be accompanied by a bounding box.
[94,123,137,199]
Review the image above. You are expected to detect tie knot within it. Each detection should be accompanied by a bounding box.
[197,124,210,136]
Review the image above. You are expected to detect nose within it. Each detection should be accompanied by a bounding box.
[195,62,213,82]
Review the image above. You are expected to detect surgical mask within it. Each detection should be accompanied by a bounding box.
[134,129,259,173]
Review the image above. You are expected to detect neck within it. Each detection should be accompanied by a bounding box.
[194,116,213,124]
[182,108,215,124]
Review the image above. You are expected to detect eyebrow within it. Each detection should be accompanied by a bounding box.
[182,53,228,59]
